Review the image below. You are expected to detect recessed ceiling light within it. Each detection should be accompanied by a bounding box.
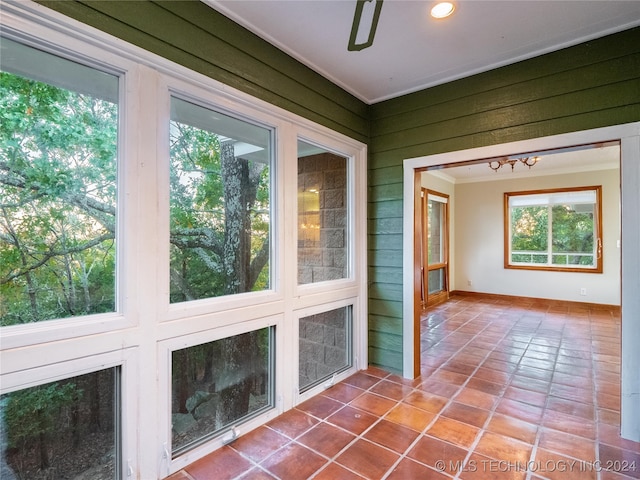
[431,2,456,19]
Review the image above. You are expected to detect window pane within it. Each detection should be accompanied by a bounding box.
[551,204,595,266]
[427,268,445,294]
[299,306,352,392]
[512,253,549,264]
[1,368,119,479]
[169,98,271,302]
[0,40,118,326]
[510,206,547,263]
[297,141,348,284]
[171,327,273,455]
[507,187,601,271]
[427,199,444,265]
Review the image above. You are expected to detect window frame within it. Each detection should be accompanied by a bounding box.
[0,348,138,480]
[165,91,277,307]
[423,189,450,306]
[157,315,282,474]
[504,185,603,273]
[296,137,352,287]
[294,134,359,298]
[158,82,286,324]
[0,28,139,350]
[294,297,359,405]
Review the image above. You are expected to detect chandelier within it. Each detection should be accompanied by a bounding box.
[488,156,539,172]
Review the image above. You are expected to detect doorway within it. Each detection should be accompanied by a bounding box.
[402,122,640,442]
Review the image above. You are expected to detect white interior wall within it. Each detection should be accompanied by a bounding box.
[453,168,621,305]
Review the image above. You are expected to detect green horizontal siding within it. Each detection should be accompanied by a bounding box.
[36,0,369,143]
[368,27,640,373]
[372,56,640,140]
[374,79,638,154]
[371,27,640,122]
[369,165,403,186]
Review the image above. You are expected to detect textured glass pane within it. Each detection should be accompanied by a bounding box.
[171,328,273,455]
[299,306,352,392]
[297,141,348,284]
[1,368,119,479]
[169,98,271,302]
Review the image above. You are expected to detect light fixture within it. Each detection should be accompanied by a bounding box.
[431,2,455,19]
[488,156,540,172]
[348,0,384,51]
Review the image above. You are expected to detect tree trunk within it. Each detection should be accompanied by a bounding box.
[79,260,93,314]
[62,251,76,314]
[1,209,40,322]
[71,399,81,447]
[38,432,49,470]
[176,349,190,414]
[89,372,101,432]
[216,331,259,424]
[212,143,266,423]
[220,142,257,295]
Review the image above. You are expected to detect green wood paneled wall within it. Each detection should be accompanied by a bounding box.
[368,27,640,373]
[36,0,369,144]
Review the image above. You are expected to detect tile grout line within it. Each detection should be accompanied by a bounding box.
[591,311,603,480]
[218,300,626,480]
[525,304,562,480]
[381,302,519,480]
[451,303,549,480]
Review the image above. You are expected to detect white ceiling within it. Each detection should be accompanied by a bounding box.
[206,0,640,104]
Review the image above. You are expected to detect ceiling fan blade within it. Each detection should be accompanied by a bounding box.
[348,0,384,51]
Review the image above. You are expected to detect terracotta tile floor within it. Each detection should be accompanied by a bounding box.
[169,294,640,480]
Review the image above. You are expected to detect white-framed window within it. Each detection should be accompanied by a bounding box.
[0,348,138,480]
[1,4,367,479]
[168,96,274,303]
[505,186,603,273]
[298,304,353,393]
[157,315,282,473]
[294,297,361,406]
[0,33,134,345]
[297,139,351,285]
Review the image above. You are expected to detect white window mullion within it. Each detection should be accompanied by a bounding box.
[128,64,163,480]
[280,122,299,414]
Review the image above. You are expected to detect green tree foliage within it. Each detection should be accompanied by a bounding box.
[168,119,270,302]
[510,203,595,265]
[1,72,271,324]
[511,206,548,252]
[0,72,117,325]
[4,382,81,469]
[2,369,116,478]
[511,206,548,263]
[551,204,594,265]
